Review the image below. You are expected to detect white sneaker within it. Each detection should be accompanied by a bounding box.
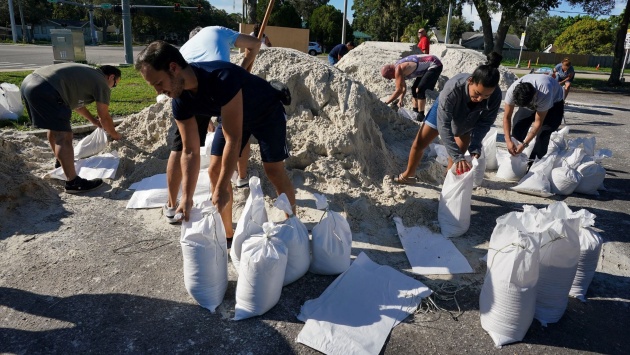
[162,204,180,224]
[236,176,249,188]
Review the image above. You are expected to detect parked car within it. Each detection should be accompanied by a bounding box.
[308,42,322,56]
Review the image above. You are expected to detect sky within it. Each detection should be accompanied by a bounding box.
[212,0,626,31]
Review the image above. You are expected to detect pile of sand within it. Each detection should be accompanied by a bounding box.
[336,42,518,101]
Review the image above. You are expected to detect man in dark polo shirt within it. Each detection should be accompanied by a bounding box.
[20,63,122,193]
[135,40,295,243]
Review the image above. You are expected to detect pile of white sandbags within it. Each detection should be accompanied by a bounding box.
[480,202,603,347]
[511,127,612,197]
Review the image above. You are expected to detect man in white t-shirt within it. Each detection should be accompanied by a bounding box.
[502,74,565,160]
[162,26,261,224]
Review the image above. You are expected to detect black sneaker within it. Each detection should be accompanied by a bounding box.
[54,159,61,169]
[416,112,425,122]
[65,176,103,194]
[270,80,291,106]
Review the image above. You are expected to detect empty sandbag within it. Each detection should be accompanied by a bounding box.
[180,201,228,312]
[74,127,108,159]
[231,176,268,273]
[274,193,310,286]
[438,158,478,238]
[309,193,352,275]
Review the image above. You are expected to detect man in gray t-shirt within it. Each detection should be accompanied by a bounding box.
[20,63,122,193]
[502,74,565,160]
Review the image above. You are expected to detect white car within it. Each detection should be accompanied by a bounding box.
[308,42,322,56]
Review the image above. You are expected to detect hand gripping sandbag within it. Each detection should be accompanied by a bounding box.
[438,158,478,238]
[482,128,498,170]
[496,138,528,181]
[533,202,581,326]
[309,193,353,275]
[570,209,603,302]
[480,210,541,347]
[231,176,268,273]
[574,162,606,195]
[74,127,108,159]
[233,222,288,320]
[274,193,310,286]
[180,201,228,312]
[466,151,485,188]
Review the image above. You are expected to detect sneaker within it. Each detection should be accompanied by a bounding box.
[226,238,233,250]
[236,176,249,188]
[416,112,425,122]
[162,204,180,224]
[65,176,103,194]
[54,159,61,169]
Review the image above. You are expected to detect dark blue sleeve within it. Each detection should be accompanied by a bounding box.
[210,67,243,107]
[172,98,192,121]
[329,44,342,56]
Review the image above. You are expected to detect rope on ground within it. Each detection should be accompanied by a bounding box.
[411,282,467,323]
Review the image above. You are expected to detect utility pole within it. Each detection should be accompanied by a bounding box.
[122,0,133,64]
[8,0,17,43]
[88,5,98,45]
[516,17,529,68]
[444,2,453,44]
[18,0,28,43]
[341,0,348,44]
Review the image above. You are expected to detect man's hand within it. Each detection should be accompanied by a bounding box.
[110,131,122,141]
[506,139,517,156]
[454,159,472,175]
[176,197,194,222]
[90,116,103,128]
[212,186,230,213]
[207,121,216,133]
[514,143,526,155]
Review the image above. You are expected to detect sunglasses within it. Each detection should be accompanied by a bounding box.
[111,75,119,88]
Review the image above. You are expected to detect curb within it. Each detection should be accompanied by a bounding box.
[22,118,125,138]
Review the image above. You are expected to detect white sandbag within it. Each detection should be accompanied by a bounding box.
[0,83,23,120]
[553,147,585,169]
[534,204,581,326]
[496,148,528,181]
[547,126,570,153]
[466,151,485,188]
[512,153,556,197]
[74,127,108,159]
[230,176,268,273]
[309,193,353,275]
[233,222,288,320]
[274,193,310,286]
[480,211,541,347]
[180,201,228,312]
[570,210,603,302]
[200,131,214,156]
[398,107,417,121]
[430,143,449,167]
[438,158,478,238]
[568,137,596,157]
[550,167,582,195]
[574,162,606,195]
[482,128,498,170]
[522,135,537,158]
[592,148,613,164]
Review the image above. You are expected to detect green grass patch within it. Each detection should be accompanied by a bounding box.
[0,66,157,130]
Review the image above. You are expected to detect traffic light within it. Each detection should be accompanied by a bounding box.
[197,3,202,13]
[174,3,181,12]
[113,5,122,14]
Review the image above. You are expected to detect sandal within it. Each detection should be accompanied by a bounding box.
[392,173,417,185]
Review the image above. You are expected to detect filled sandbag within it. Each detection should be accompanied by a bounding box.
[547,126,570,154]
[74,127,108,159]
[550,166,582,195]
[570,210,603,302]
[309,193,353,275]
[574,161,606,195]
[512,153,556,197]
[553,147,585,169]
[180,201,228,312]
[480,211,541,347]
[274,193,310,286]
[466,151,485,188]
[234,222,288,320]
[0,83,23,120]
[568,136,596,157]
[438,158,479,238]
[430,143,449,167]
[482,128,498,171]
[496,148,528,181]
[231,176,268,272]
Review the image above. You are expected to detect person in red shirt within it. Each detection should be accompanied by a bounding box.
[417,28,430,54]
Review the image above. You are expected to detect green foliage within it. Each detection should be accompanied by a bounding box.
[400,20,430,43]
[554,17,614,55]
[308,5,351,48]
[437,15,474,44]
[288,0,330,22]
[256,0,303,28]
[0,66,157,130]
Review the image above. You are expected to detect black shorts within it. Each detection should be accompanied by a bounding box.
[512,100,564,160]
[211,104,289,163]
[171,114,212,151]
[411,66,443,100]
[20,73,72,132]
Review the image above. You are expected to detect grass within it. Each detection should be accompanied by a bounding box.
[501,58,630,75]
[0,66,157,130]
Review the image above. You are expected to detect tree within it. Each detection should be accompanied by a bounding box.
[555,17,615,55]
[437,15,474,44]
[566,0,629,86]
[308,5,351,48]
[515,12,583,52]
[257,0,302,28]
[287,0,329,22]
[400,20,430,43]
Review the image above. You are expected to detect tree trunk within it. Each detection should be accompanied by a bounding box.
[493,11,513,56]
[472,0,495,55]
[247,0,257,24]
[608,0,630,86]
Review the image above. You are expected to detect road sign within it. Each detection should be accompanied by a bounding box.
[520,32,526,47]
[625,29,630,50]
[100,3,112,9]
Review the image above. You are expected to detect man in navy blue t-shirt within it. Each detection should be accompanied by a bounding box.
[328,41,355,65]
[135,41,295,240]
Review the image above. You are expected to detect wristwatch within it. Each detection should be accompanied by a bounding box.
[523,142,529,148]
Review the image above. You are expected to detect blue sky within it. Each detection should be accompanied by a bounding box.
[212,0,626,30]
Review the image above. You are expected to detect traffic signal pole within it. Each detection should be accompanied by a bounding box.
[122,0,133,64]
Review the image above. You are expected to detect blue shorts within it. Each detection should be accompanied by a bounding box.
[211,104,289,163]
[423,96,439,130]
[328,55,337,65]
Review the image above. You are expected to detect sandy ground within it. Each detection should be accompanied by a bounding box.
[1,43,629,354]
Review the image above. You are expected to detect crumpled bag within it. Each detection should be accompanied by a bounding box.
[74,127,108,159]
[274,193,310,286]
[231,176,268,273]
[438,158,479,238]
[547,126,570,154]
[233,222,288,320]
[570,210,603,302]
[430,143,449,167]
[309,193,353,275]
[180,201,228,312]
[480,210,541,347]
